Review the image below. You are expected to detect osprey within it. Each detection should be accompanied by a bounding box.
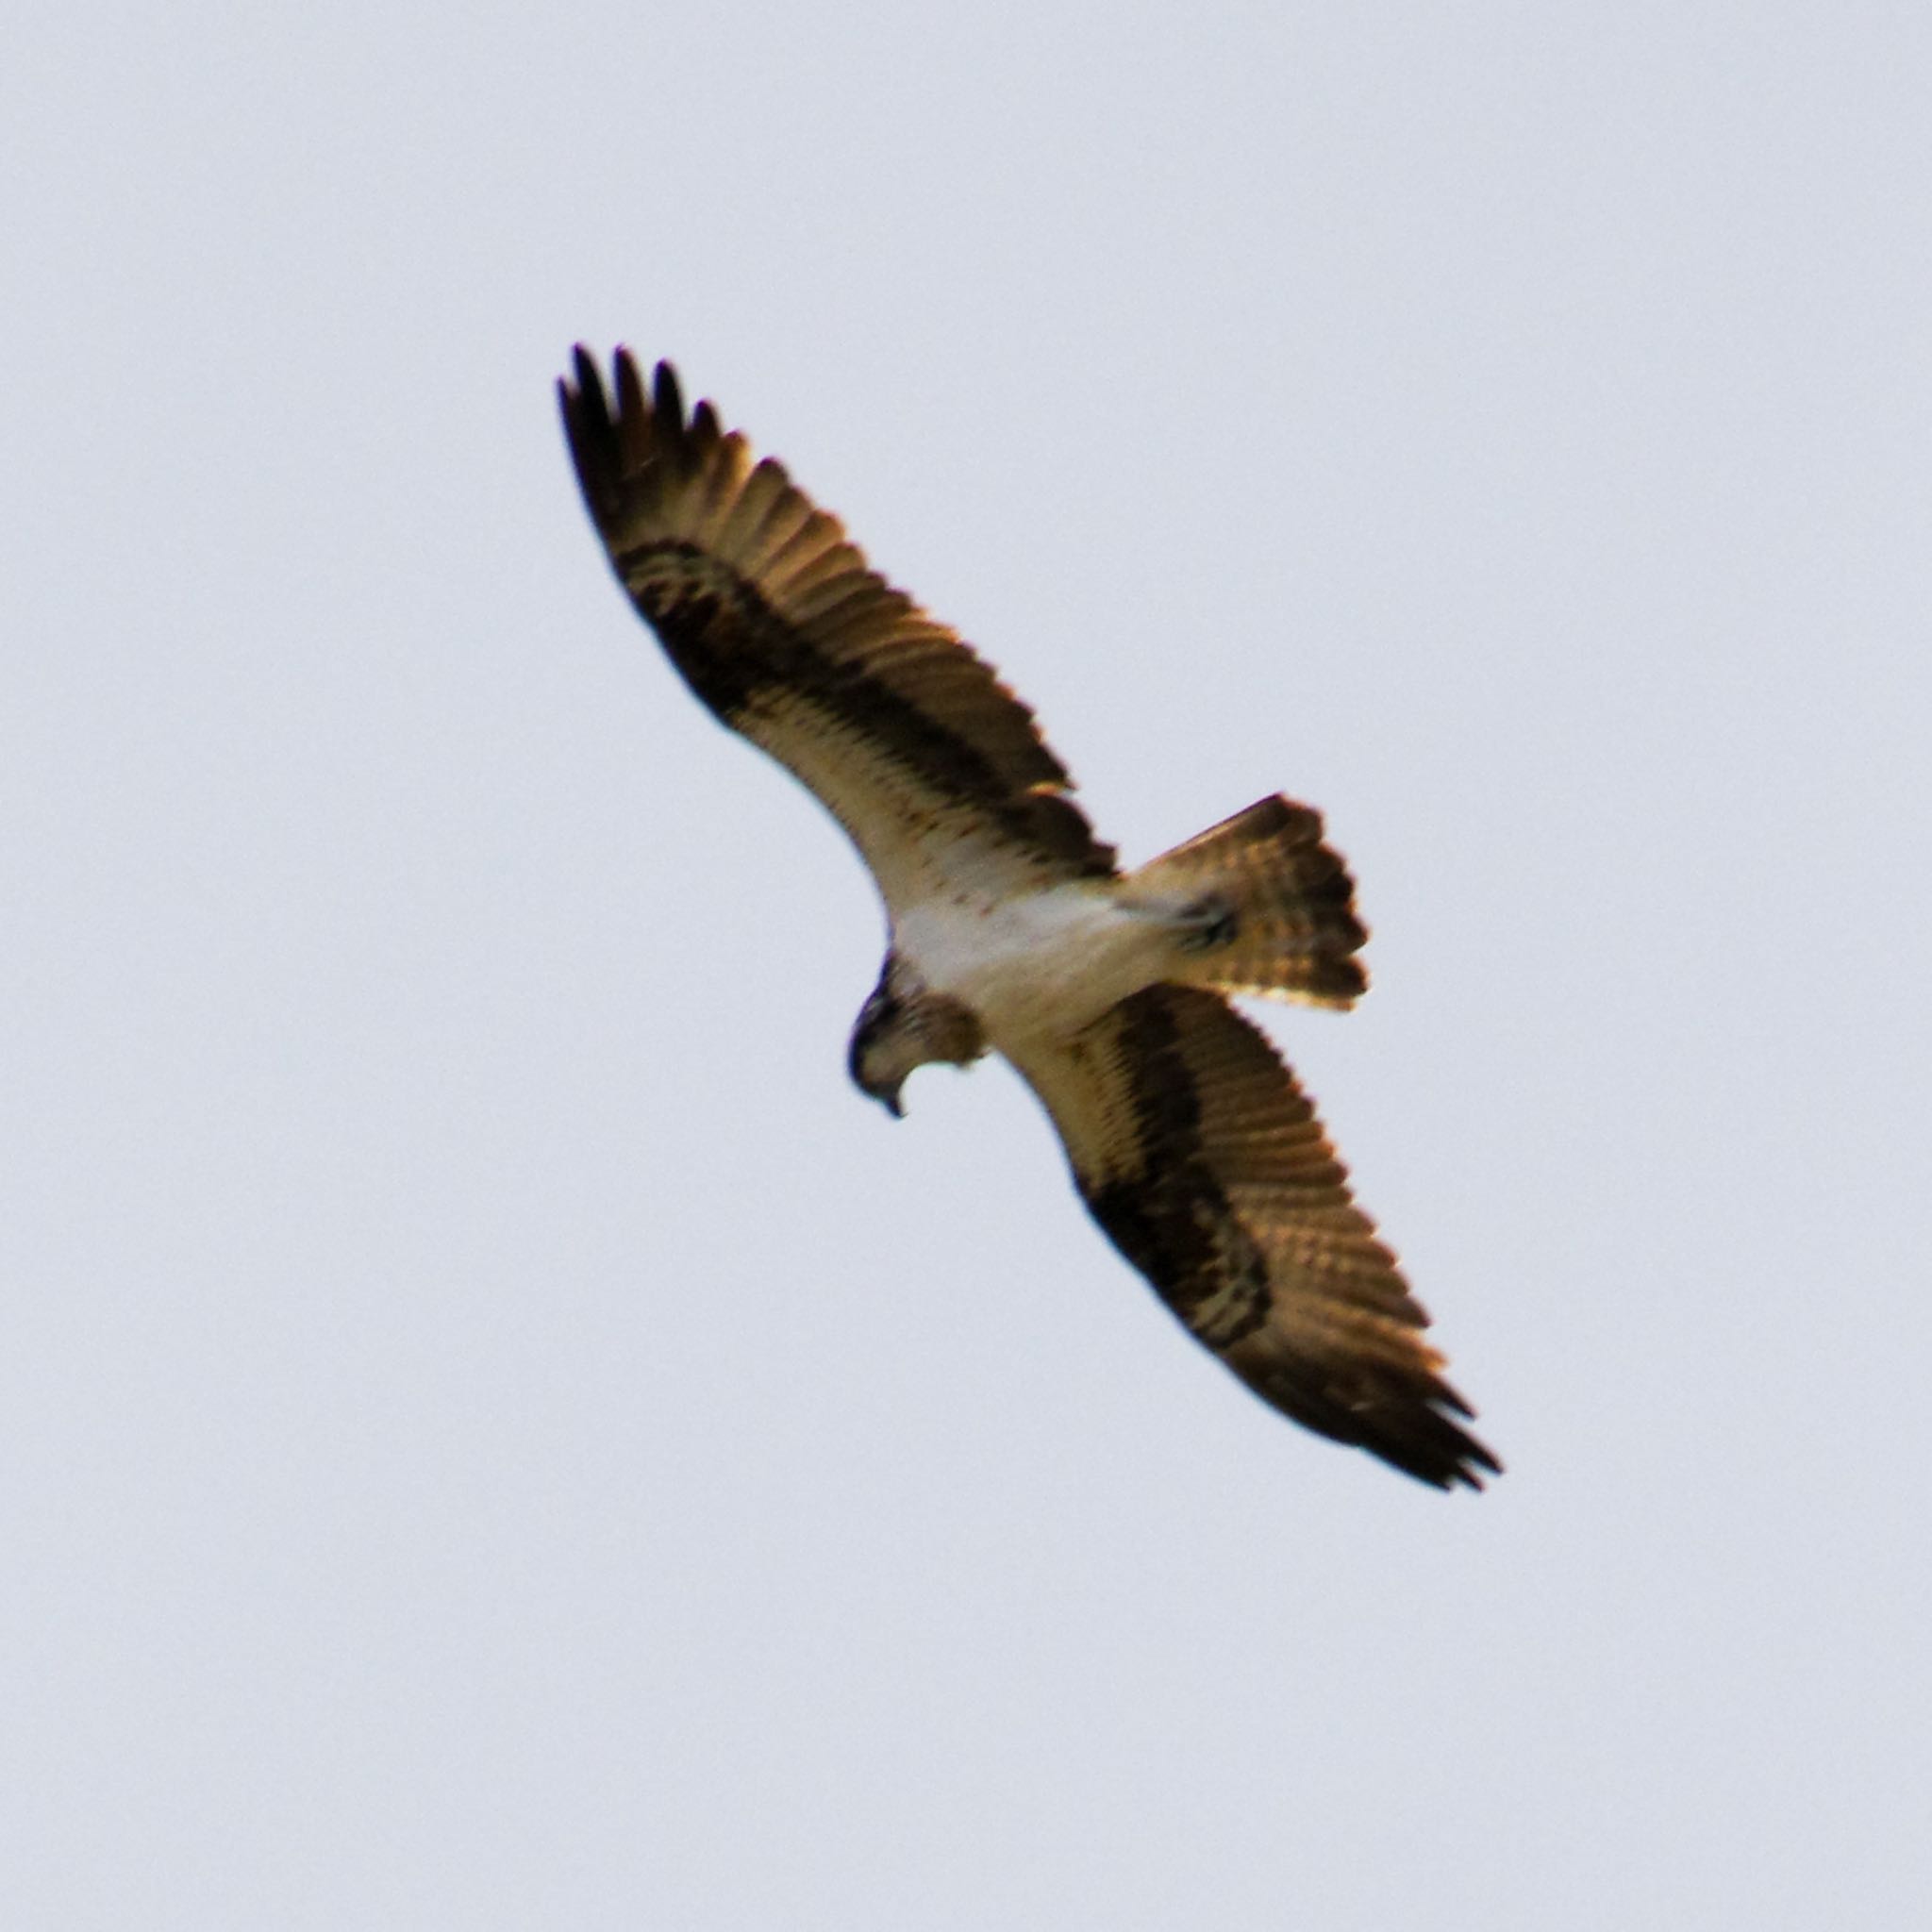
[559,349,1500,1491]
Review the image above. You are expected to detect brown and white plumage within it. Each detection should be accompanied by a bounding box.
[560,348,1500,1491]
[1008,987,1493,1488]
[560,349,1111,910]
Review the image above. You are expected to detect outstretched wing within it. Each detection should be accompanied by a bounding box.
[1008,984,1499,1489]
[559,350,1113,909]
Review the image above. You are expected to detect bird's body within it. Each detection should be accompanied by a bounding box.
[559,349,1501,1490]
[896,880,1184,1042]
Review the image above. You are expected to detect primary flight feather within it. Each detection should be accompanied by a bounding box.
[559,348,1500,1491]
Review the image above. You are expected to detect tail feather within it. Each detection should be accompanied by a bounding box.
[1125,795,1369,1008]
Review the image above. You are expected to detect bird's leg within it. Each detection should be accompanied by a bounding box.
[1174,893,1240,953]
[1114,887,1241,953]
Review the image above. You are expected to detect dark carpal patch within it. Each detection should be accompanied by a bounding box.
[624,538,1109,871]
[618,543,766,719]
[1079,991,1271,1348]
[560,350,1111,877]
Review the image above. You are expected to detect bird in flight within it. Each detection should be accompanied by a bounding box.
[559,349,1500,1490]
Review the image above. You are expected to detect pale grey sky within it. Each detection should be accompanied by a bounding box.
[6,4,1928,1925]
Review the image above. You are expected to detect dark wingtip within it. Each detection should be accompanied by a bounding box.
[561,347,701,527]
[559,344,623,527]
[614,347,649,431]
[1446,1442,1505,1492]
[1424,1376,1504,1491]
[1395,1409,1504,1492]
[1238,1351,1503,1491]
[651,358,685,427]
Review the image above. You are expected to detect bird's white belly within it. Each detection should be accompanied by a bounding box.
[892,883,1164,1042]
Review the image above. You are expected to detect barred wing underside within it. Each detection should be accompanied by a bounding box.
[559,350,1113,911]
[1009,985,1499,1489]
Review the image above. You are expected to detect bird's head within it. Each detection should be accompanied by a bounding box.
[847,974,919,1118]
[847,958,985,1119]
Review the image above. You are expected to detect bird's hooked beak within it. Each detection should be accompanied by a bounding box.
[877,1082,906,1120]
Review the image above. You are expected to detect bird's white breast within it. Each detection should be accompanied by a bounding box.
[892,882,1167,1043]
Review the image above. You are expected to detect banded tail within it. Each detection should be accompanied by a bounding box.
[1127,795,1369,1008]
